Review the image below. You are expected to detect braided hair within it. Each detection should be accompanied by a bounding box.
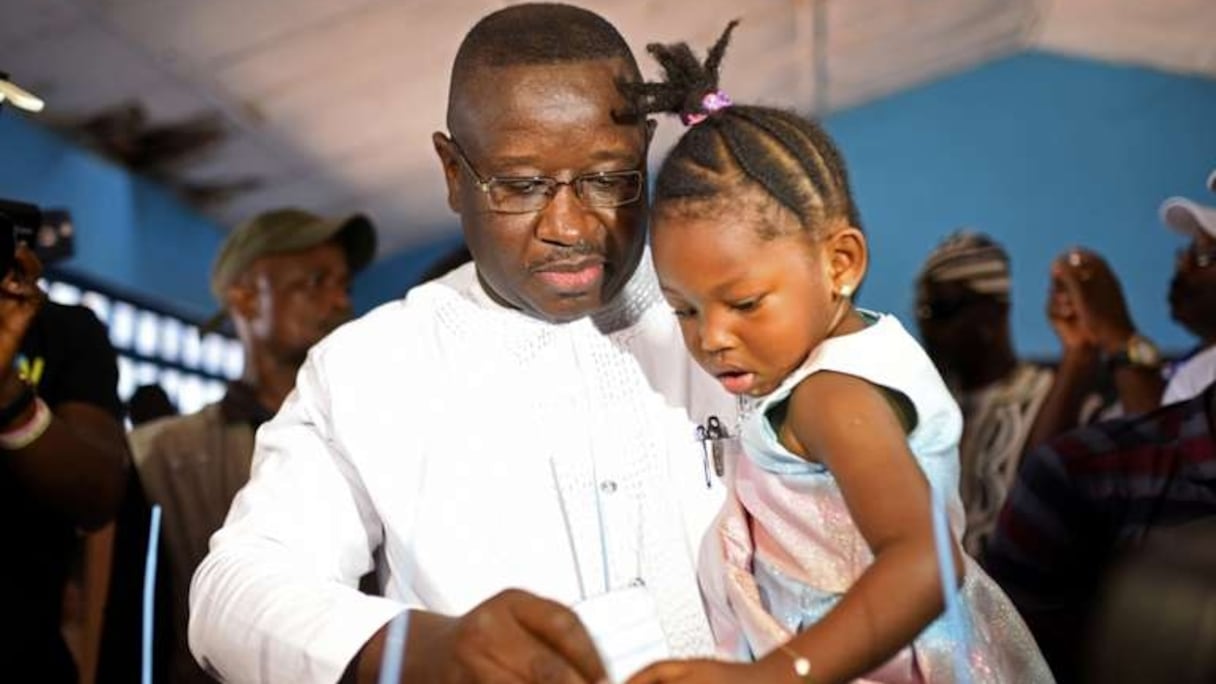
[625,22,862,238]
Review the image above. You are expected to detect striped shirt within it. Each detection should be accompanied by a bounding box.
[983,384,1216,680]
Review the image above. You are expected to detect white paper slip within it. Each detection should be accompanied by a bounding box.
[572,585,670,683]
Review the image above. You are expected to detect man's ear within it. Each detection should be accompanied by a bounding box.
[225,276,258,321]
[827,226,868,297]
[433,132,462,213]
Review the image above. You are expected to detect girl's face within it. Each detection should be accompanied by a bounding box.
[652,197,866,397]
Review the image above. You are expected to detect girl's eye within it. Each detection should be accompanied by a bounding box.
[671,305,696,318]
[730,297,762,312]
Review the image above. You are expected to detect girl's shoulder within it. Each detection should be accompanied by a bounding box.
[758,310,913,409]
[756,310,959,442]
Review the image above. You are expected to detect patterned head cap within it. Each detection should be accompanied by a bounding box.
[917,230,1011,302]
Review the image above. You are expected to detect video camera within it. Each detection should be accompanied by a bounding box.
[0,199,74,274]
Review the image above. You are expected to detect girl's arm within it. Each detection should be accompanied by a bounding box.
[754,369,965,684]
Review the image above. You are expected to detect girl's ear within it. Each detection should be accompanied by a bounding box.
[826,226,868,298]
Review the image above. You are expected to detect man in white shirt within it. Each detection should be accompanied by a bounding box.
[188,4,734,684]
[1161,175,1216,405]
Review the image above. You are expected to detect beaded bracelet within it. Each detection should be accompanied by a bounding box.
[777,643,815,683]
[0,397,51,450]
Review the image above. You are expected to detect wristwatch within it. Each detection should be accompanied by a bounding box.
[1106,333,1162,370]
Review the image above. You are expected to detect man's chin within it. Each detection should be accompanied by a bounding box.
[529,291,606,323]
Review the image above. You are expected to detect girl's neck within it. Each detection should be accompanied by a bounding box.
[827,305,869,340]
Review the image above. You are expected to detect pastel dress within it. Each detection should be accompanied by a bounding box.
[698,312,1054,683]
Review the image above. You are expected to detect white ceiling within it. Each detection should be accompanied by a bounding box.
[3,0,1214,259]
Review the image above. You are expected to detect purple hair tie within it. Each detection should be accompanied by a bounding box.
[681,90,732,126]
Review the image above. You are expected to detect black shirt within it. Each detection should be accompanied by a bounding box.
[0,301,122,682]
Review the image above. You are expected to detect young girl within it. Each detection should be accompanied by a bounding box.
[624,24,1052,684]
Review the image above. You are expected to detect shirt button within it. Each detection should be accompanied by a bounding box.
[599,480,618,494]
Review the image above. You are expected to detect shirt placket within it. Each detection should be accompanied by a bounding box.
[569,326,642,595]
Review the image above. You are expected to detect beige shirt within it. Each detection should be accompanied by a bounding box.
[131,402,256,684]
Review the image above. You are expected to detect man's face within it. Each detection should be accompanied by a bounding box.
[236,240,353,366]
[1169,232,1216,342]
[435,58,649,323]
[916,280,1002,379]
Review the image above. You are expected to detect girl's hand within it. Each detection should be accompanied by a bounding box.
[626,658,758,684]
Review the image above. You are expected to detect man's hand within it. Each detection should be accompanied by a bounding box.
[1047,246,1163,415]
[1049,248,1136,355]
[1046,273,1095,354]
[357,589,607,684]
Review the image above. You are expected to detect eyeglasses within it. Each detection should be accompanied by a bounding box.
[447,138,645,214]
[1178,245,1216,269]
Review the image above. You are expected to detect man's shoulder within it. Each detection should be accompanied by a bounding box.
[1169,345,1216,388]
[129,403,224,463]
[41,299,102,325]
[35,300,110,344]
[319,277,473,351]
[1175,343,1216,371]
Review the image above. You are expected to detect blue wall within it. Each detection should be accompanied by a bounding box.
[0,112,226,320]
[0,111,463,318]
[2,51,1214,354]
[825,51,1216,356]
[353,232,465,308]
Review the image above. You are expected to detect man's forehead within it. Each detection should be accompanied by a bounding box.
[249,241,347,274]
[456,55,634,92]
[450,59,636,135]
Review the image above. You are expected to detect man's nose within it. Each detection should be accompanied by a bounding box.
[534,184,597,247]
[329,283,353,316]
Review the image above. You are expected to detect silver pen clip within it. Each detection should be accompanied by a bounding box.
[705,416,726,478]
[696,416,730,489]
[695,424,711,488]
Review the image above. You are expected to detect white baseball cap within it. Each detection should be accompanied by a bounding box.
[1161,197,1216,239]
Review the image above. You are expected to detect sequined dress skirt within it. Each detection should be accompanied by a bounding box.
[699,452,1054,683]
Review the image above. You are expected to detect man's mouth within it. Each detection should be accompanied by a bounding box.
[533,258,606,292]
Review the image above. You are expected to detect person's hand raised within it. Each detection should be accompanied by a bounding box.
[1046,271,1095,354]
[1048,248,1136,355]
